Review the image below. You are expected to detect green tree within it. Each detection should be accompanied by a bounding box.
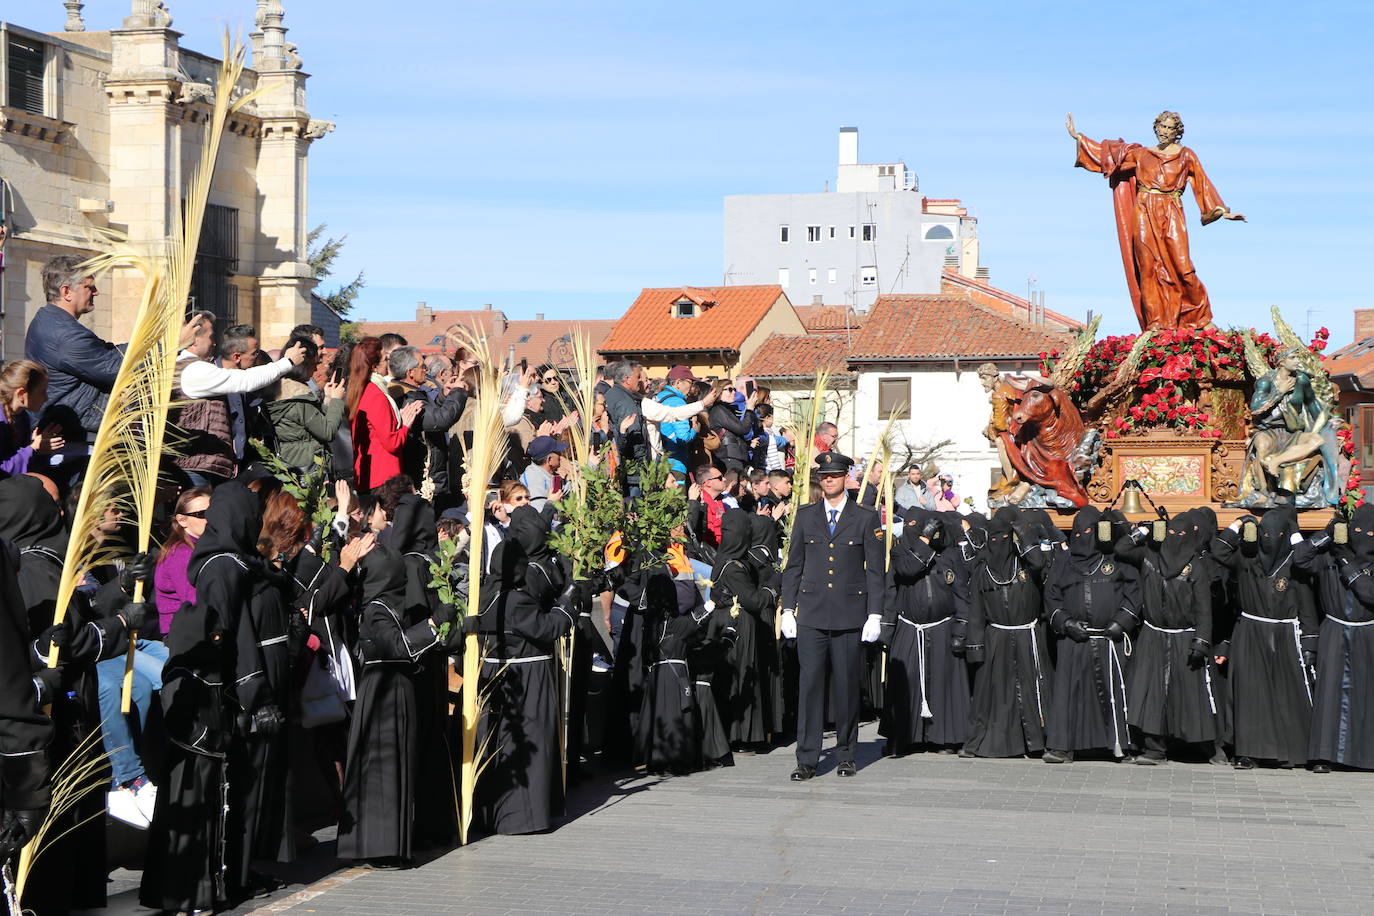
[307,223,365,317]
[337,321,361,344]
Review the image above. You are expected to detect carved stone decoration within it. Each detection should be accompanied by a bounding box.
[284,43,303,70]
[303,119,334,140]
[64,1,86,31]
[124,0,173,28]
[175,81,214,106]
[257,0,290,70]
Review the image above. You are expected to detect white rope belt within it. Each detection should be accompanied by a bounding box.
[1142,622,1215,713]
[1328,616,1374,627]
[990,621,1045,726]
[256,635,288,648]
[1085,628,1131,756]
[481,654,553,664]
[900,615,953,719]
[652,658,687,667]
[1241,612,1310,703]
[1144,622,1194,634]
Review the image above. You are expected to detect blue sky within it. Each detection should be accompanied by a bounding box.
[10,1,1373,344]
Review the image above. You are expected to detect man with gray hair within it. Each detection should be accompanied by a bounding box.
[391,344,467,502]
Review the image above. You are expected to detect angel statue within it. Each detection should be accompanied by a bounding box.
[1068,111,1245,332]
[1232,344,1342,508]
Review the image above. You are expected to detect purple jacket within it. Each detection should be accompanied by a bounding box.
[0,411,35,477]
[154,541,197,636]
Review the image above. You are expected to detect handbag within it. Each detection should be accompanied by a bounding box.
[297,639,352,728]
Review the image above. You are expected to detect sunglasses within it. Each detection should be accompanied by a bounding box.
[542,376,560,383]
[179,509,208,519]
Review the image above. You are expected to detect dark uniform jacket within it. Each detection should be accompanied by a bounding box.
[781,497,884,630]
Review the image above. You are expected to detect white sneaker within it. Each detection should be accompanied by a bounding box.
[108,786,150,829]
[134,780,158,824]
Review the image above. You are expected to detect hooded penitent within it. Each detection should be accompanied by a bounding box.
[1258,507,1298,575]
[984,508,1019,578]
[188,482,263,583]
[1067,505,1103,569]
[390,493,438,558]
[710,510,752,582]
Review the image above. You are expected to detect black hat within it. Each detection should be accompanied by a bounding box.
[814,452,854,476]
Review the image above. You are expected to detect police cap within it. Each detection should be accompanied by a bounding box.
[814,452,854,476]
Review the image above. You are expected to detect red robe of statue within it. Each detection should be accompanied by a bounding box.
[1076,136,1230,331]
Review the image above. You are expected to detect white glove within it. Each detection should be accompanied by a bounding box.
[781,610,798,639]
[861,614,882,643]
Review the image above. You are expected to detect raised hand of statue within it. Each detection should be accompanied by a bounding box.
[1065,113,1079,140]
[1222,211,1247,222]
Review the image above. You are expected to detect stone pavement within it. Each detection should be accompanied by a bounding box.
[88,723,1374,915]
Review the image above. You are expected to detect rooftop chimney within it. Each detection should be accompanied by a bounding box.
[839,127,858,166]
[416,300,433,323]
[482,304,493,311]
[1356,308,1374,342]
[535,312,544,321]
[812,295,823,306]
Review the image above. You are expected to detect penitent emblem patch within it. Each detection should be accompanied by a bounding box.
[1180,563,1192,578]
[945,569,956,585]
[1101,562,1115,575]
[874,527,885,540]
[1274,577,1288,592]
[1018,569,1028,582]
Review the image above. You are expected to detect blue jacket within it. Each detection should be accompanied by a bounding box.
[25,304,124,441]
[654,386,696,474]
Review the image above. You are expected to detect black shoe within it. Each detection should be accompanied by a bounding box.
[1135,755,1163,766]
[836,761,857,778]
[790,764,817,781]
[1233,756,1256,770]
[937,747,957,755]
[1312,763,1332,774]
[957,747,976,759]
[1042,749,1072,764]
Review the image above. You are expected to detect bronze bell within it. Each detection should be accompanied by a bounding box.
[1277,462,1301,493]
[1120,485,1145,517]
[1097,519,1113,541]
[1335,521,1349,545]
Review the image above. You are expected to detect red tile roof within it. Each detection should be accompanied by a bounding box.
[793,304,866,333]
[939,270,1082,332]
[848,293,1075,361]
[356,308,615,368]
[742,333,854,379]
[600,285,789,355]
[1326,338,1374,388]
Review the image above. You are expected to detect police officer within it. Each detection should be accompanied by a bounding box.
[780,452,886,780]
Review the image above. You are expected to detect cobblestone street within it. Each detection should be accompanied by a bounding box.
[225,723,1374,916]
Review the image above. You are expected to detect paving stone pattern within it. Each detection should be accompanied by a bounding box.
[269,724,1374,916]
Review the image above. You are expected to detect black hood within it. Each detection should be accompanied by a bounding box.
[1350,504,1374,564]
[984,508,1018,575]
[939,512,964,551]
[391,493,438,557]
[0,475,67,554]
[746,513,778,569]
[506,504,552,563]
[1158,509,1195,579]
[1068,506,1102,563]
[358,544,408,606]
[1258,508,1297,574]
[488,536,529,590]
[712,510,752,578]
[188,482,263,583]
[962,512,989,551]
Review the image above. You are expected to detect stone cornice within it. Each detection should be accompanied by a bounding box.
[1,107,74,145]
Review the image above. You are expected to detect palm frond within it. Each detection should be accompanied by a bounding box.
[561,330,598,500]
[780,369,830,572]
[16,730,110,897]
[449,325,510,845]
[1271,305,1337,409]
[1048,314,1101,389]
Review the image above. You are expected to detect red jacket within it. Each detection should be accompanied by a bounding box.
[351,380,410,490]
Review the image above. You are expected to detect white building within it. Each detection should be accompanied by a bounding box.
[723,128,984,312]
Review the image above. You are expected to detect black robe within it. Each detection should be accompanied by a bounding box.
[710,511,777,745]
[338,545,442,861]
[139,596,235,912]
[474,508,574,835]
[0,475,129,914]
[1294,505,1374,768]
[389,495,460,848]
[0,538,52,873]
[1211,510,1316,765]
[1117,511,1220,746]
[635,574,711,772]
[187,483,297,884]
[961,509,1054,757]
[1043,507,1140,756]
[880,512,971,749]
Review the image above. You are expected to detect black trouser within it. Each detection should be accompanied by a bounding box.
[796,625,862,767]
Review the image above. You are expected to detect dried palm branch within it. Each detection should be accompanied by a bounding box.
[1081,328,1156,422]
[449,325,509,845]
[48,36,262,718]
[1240,329,1272,381]
[780,369,831,571]
[1271,305,1337,409]
[560,330,598,501]
[1048,314,1102,390]
[15,730,110,898]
